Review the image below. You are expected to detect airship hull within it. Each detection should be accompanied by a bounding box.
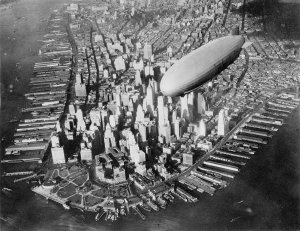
[160,35,245,97]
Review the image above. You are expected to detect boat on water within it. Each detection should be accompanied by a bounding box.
[2,187,13,192]
[162,194,173,203]
[170,190,188,202]
[1,188,16,199]
[156,197,167,209]
[146,199,159,211]
[96,211,106,221]
[105,210,110,221]
[140,203,151,212]
[167,192,175,200]
[63,203,70,210]
[120,205,127,215]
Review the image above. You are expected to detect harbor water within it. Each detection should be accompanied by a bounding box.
[1,0,299,230]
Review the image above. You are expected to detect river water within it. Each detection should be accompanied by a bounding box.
[1,0,299,230]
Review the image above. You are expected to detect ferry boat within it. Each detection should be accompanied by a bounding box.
[140,203,151,212]
[156,197,167,209]
[146,199,159,211]
[63,203,70,210]
[95,210,105,221]
[120,205,127,215]
[105,210,110,221]
[167,192,175,200]
[162,194,173,203]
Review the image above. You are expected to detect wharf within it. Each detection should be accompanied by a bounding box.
[216,150,251,159]
[21,116,60,123]
[230,140,259,149]
[13,129,53,138]
[264,111,288,117]
[25,91,66,97]
[267,107,291,114]
[170,190,188,202]
[14,174,38,183]
[176,186,198,202]
[192,169,228,187]
[16,124,56,132]
[198,166,235,179]
[268,101,296,110]
[3,171,35,176]
[178,179,197,190]
[14,136,49,144]
[22,104,64,112]
[254,113,283,123]
[132,206,146,220]
[18,121,57,127]
[240,128,271,137]
[5,141,49,153]
[203,160,240,173]
[244,122,278,131]
[275,98,299,107]
[185,173,216,195]
[210,155,246,166]
[234,134,267,144]
[32,185,67,205]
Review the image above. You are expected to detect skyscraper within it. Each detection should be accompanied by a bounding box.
[76,108,86,131]
[181,94,189,118]
[174,118,181,139]
[157,96,165,125]
[146,84,154,114]
[80,147,92,161]
[135,70,142,86]
[138,124,147,142]
[217,109,229,136]
[90,108,101,126]
[51,147,66,164]
[136,104,145,123]
[199,119,207,137]
[104,123,116,151]
[143,43,153,60]
[197,93,207,115]
[182,152,194,166]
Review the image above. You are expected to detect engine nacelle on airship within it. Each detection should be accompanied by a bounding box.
[160,35,245,97]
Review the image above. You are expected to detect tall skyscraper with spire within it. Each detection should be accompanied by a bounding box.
[217,109,229,136]
[197,93,207,115]
[181,94,189,119]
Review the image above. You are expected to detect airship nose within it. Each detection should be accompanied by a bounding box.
[160,75,174,96]
[160,77,168,95]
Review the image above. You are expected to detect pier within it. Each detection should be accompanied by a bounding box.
[210,155,246,166]
[203,160,240,173]
[132,206,146,220]
[198,166,235,179]
[244,122,278,132]
[216,150,251,159]
[240,128,272,137]
[234,134,267,144]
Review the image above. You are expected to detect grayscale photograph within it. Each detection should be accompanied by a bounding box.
[0,0,299,230]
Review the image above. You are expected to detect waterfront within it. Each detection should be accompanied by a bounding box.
[1,0,300,230]
[0,0,71,142]
[1,106,299,230]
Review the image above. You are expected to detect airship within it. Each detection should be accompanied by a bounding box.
[160,35,245,97]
